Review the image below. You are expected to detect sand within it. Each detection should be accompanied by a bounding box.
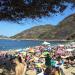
[64,66,75,75]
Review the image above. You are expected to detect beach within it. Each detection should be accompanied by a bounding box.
[0,41,75,75]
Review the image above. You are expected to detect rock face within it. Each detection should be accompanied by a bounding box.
[67,33,75,40]
[11,25,55,39]
[11,14,75,40]
[54,14,75,39]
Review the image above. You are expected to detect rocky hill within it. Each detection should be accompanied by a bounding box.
[11,14,75,40]
[11,25,55,39]
[54,14,75,39]
[0,35,8,39]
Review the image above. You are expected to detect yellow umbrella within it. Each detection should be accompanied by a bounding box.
[36,63,42,68]
[40,54,45,58]
[21,52,26,56]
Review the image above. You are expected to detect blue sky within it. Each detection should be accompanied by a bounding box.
[0,4,75,37]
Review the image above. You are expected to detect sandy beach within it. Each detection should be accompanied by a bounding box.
[0,41,75,75]
[64,66,75,75]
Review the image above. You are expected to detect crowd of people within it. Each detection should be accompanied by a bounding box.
[0,44,75,75]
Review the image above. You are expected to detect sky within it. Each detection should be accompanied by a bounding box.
[0,4,75,37]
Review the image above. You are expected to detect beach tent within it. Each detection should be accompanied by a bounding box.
[42,41,50,45]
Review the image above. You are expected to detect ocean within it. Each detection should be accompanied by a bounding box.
[0,39,67,50]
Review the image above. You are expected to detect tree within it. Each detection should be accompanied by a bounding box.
[0,0,75,21]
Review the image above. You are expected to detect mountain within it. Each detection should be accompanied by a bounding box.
[11,14,75,40]
[54,14,75,39]
[67,32,75,40]
[11,25,55,39]
[0,35,8,39]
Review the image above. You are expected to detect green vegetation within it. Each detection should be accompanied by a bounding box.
[0,0,75,21]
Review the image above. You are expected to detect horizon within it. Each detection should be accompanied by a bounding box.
[0,3,75,37]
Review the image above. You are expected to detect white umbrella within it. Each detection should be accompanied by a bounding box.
[16,48,23,52]
[23,47,30,51]
[66,48,74,51]
[58,44,64,47]
[42,41,50,45]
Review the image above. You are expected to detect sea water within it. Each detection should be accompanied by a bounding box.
[0,39,67,50]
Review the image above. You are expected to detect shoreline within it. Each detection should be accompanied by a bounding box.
[0,38,73,41]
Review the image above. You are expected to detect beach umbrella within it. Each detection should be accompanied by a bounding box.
[36,63,43,68]
[40,54,45,58]
[58,44,64,47]
[56,50,64,55]
[42,52,49,55]
[61,56,69,58]
[42,41,50,45]
[29,48,34,53]
[35,49,41,53]
[20,52,26,56]
[25,47,30,51]
[66,49,74,51]
[17,48,23,52]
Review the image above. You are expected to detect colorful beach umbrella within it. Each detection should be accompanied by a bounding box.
[36,63,43,68]
[40,54,45,58]
[35,49,40,52]
[29,48,34,53]
[56,50,64,55]
[20,52,26,56]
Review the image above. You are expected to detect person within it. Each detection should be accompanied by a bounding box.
[44,67,53,75]
[45,54,51,68]
[54,67,60,75]
[54,56,65,75]
[44,54,53,75]
[13,57,26,75]
[26,64,37,75]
